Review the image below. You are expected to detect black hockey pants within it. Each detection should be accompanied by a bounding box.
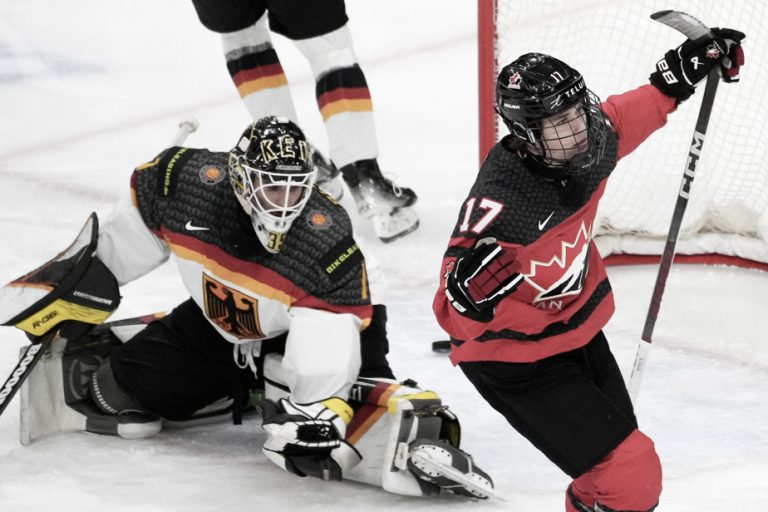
[459,331,637,478]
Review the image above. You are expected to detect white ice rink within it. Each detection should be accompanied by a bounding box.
[1,1,767,510]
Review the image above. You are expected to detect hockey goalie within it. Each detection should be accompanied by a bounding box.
[0,116,492,499]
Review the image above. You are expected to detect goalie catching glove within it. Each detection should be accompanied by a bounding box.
[650,27,745,103]
[261,397,362,481]
[445,238,523,322]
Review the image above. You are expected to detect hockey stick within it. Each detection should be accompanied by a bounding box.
[0,330,57,417]
[628,11,720,405]
[169,117,199,146]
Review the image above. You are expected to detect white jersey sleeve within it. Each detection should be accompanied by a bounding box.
[281,307,362,403]
[96,195,170,285]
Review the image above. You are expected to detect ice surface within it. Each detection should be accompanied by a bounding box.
[1,1,766,510]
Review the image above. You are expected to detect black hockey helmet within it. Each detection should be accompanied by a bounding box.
[229,116,315,253]
[495,52,606,173]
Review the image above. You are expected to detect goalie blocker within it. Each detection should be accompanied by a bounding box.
[0,213,122,420]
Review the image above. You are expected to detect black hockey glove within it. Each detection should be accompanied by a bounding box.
[650,28,745,103]
[261,398,361,481]
[445,238,524,323]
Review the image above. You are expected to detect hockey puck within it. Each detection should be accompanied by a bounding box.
[432,340,451,353]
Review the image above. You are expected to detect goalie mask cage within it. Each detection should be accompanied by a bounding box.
[478,0,768,270]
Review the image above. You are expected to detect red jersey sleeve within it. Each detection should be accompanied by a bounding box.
[600,84,677,160]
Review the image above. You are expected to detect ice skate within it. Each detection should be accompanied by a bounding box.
[341,159,419,242]
[408,438,495,499]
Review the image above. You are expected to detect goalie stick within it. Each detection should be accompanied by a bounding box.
[170,116,199,146]
[0,118,198,419]
[0,330,56,417]
[628,10,720,406]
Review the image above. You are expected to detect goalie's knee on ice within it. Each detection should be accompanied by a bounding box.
[570,429,661,511]
[90,360,147,415]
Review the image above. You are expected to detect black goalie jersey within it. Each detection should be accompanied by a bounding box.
[95,146,372,345]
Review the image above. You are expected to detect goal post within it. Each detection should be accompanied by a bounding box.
[477,0,768,268]
[478,0,498,166]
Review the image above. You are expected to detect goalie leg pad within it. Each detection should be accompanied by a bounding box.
[19,326,163,443]
[90,360,147,415]
[343,378,493,498]
[87,359,161,438]
[20,336,89,445]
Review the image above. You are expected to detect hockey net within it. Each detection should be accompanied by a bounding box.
[479,0,768,270]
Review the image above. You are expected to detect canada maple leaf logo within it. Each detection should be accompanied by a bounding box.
[522,221,592,303]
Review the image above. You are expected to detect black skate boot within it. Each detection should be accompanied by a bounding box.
[340,158,419,242]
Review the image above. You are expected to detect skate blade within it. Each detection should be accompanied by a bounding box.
[409,448,496,499]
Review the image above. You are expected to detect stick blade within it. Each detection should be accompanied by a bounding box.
[650,10,713,42]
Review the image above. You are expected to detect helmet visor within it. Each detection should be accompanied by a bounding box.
[524,89,606,173]
[531,104,590,165]
[241,161,315,231]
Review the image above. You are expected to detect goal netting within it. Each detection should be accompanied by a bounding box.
[479,0,768,269]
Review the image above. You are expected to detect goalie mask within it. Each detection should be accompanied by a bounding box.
[495,52,606,174]
[229,117,316,253]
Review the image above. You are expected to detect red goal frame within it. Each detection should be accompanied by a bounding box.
[476,0,767,272]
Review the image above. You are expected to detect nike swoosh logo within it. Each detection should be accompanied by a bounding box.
[538,211,555,231]
[185,221,210,231]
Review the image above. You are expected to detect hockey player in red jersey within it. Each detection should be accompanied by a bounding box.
[6,116,492,499]
[433,28,745,511]
[190,0,419,242]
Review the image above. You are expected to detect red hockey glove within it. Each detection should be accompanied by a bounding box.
[649,27,745,103]
[445,238,524,322]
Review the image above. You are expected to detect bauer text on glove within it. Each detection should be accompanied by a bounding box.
[649,27,745,103]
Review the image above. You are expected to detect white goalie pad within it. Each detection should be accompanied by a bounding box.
[282,308,361,403]
[343,382,446,497]
[19,336,88,445]
[19,328,231,444]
